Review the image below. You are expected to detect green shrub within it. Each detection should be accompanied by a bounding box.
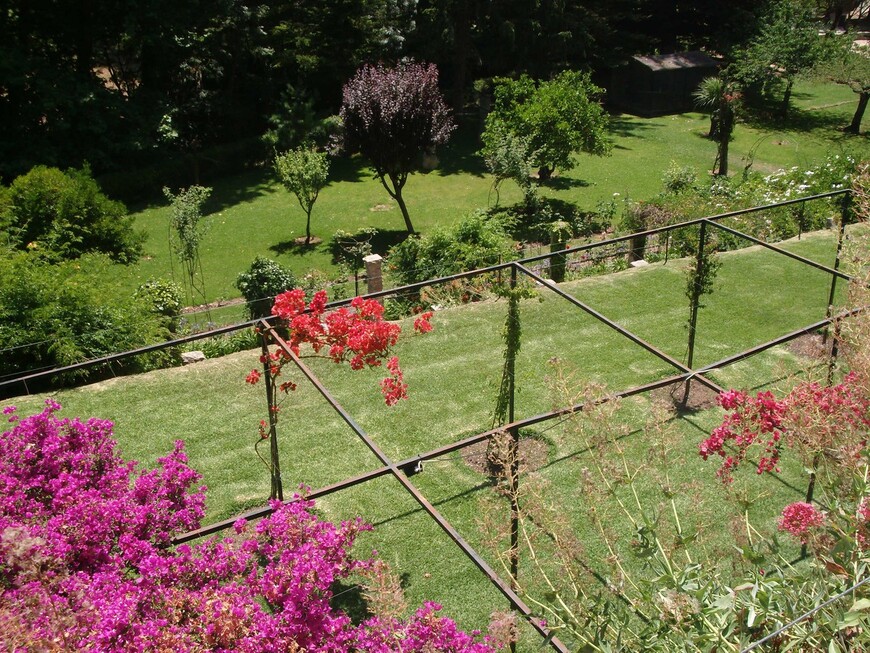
[0,253,174,391]
[196,328,260,358]
[387,210,513,286]
[235,256,298,320]
[135,279,184,332]
[2,165,144,262]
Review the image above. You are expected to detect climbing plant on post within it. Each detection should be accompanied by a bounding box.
[164,185,212,308]
[247,289,433,500]
[682,221,720,407]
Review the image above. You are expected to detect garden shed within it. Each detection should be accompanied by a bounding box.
[608,51,719,117]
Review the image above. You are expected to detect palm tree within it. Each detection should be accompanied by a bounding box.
[693,76,738,176]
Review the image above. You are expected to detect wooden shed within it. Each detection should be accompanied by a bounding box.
[608,51,719,117]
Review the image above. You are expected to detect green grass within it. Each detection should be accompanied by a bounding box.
[2,229,845,637]
[96,78,869,309]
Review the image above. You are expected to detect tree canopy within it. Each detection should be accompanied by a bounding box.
[274,147,330,244]
[340,61,455,234]
[481,71,611,182]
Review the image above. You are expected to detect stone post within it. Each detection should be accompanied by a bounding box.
[363,254,383,294]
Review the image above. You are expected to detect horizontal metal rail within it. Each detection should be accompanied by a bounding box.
[1,189,850,389]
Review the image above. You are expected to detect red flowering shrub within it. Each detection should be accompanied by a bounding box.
[0,402,493,652]
[249,290,432,407]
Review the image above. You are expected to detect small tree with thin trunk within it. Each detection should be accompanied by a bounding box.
[815,40,870,134]
[274,146,330,245]
[340,61,455,234]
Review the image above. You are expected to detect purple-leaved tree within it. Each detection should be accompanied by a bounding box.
[340,61,455,234]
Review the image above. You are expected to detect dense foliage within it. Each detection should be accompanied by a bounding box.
[235,256,298,320]
[0,401,492,652]
[1,166,143,263]
[387,210,514,286]
[481,71,610,181]
[0,253,177,388]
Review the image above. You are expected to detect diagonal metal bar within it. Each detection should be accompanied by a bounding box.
[262,324,571,653]
[710,222,852,281]
[696,306,864,374]
[514,263,726,395]
[172,371,696,545]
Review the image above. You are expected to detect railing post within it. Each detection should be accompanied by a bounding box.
[363,254,384,295]
[822,196,849,346]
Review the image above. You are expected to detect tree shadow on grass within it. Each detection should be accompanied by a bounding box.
[269,239,322,256]
[327,154,372,185]
[608,114,663,139]
[542,176,590,191]
[435,122,488,177]
[329,228,410,264]
[201,167,276,216]
[740,98,856,134]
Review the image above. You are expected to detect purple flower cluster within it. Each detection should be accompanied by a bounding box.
[0,401,494,653]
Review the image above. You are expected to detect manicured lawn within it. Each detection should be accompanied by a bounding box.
[3,230,845,635]
[100,79,868,310]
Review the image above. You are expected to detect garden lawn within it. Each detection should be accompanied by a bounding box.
[98,79,868,309]
[2,229,846,641]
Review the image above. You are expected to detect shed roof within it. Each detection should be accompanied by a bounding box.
[633,51,718,72]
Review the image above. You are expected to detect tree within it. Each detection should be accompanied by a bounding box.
[693,76,739,176]
[164,185,212,307]
[815,40,870,133]
[735,0,825,118]
[481,71,611,182]
[274,146,330,245]
[340,61,455,234]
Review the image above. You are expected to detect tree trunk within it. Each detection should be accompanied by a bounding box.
[782,79,794,119]
[847,91,869,134]
[537,166,553,181]
[305,208,312,245]
[382,172,415,234]
[394,190,415,234]
[717,137,729,176]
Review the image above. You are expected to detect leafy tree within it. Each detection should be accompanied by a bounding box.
[693,76,739,176]
[274,146,330,245]
[735,0,825,118]
[164,185,212,307]
[480,122,538,208]
[340,61,455,234]
[2,165,143,262]
[815,40,870,133]
[481,71,611,182]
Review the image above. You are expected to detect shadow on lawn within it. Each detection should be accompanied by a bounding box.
[201,168,276,216]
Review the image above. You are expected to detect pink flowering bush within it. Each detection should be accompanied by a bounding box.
[699,372,870,483]
[0,402,493,653]
[777,502,826,543]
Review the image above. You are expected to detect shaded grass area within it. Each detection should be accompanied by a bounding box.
[98,79,868,307]
[2,230,846,638]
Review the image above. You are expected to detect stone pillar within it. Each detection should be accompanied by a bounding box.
[363,254,383,294]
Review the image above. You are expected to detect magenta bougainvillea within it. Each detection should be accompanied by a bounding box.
[0,402,492,653]
[778,502,826,542]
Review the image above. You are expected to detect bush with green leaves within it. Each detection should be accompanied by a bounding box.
[1,165,143,262]
[235,256,298,320]
[387,210,513,286]
[0,253,175,390]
